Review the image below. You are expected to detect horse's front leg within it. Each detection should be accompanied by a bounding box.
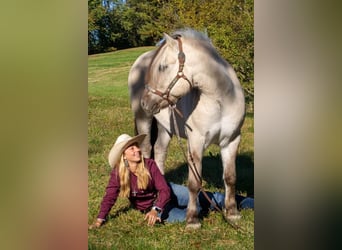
[134,112,153,158]
[221,134,241,222]
[185,142,203,229]
[153,123,171,175]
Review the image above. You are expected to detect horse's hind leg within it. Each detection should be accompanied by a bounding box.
[221,134,241,222]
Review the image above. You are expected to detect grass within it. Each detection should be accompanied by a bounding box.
[88,47,254,249]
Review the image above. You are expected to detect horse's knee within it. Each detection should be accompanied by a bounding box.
[224,173,236,186]
[187,179,200,192]
[140,142,152,158]
[153,150,167,174]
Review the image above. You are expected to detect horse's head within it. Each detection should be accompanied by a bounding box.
[141,33,192,114]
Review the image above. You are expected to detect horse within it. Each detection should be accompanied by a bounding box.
[129,29,245,229]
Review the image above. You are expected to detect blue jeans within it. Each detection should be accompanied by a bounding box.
[161,182,254,223]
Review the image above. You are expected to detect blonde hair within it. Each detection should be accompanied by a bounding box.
[116,154,151,198]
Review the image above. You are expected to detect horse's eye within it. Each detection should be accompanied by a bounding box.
[158,64,168,72]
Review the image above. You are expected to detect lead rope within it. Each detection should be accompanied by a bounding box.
[169,105,247,232]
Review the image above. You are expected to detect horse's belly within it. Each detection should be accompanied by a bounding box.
[191,113,242,148]
[203,124,221,148]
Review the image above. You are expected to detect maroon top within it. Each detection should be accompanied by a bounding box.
[97,158,171,220]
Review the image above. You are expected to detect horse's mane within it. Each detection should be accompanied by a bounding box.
[155,28,212,47]
[148,28,225,83]
[173,29,226,68]
[171,28,212,44]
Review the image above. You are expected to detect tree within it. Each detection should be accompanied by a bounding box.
[88,0,254,106]
[88,0,126,53]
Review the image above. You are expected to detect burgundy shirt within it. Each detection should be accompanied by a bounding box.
[97,158,171,220]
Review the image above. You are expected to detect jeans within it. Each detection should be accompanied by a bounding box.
[161,182,254,223]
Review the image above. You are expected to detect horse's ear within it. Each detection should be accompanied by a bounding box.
[163,33,178,50]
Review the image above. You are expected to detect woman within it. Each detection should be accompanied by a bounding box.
[89,133,171,228]
[89,133,254,228]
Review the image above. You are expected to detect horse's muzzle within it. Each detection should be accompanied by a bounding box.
[141,96,161,115]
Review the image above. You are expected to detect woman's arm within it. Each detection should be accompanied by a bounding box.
[143,159,170,226]
[146,158,171,211]
[96,168,121,221]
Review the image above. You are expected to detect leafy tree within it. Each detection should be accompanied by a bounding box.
[88,0,254,106]
[88,0,126,53]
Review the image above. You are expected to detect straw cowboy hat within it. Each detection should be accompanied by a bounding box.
[108,134,146,167]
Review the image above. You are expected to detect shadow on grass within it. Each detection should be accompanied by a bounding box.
[107,206,131,221]
[165,151,254,197]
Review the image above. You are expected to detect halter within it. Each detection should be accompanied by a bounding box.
[145,35,192,107]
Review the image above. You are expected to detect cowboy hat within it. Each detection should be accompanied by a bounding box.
[108,134,146,168]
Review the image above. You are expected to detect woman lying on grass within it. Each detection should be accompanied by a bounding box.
[89,133,254,229]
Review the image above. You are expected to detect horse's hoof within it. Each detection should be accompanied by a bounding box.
[226,214,241,222]
[185,222,201,230]
[224,208,241,222]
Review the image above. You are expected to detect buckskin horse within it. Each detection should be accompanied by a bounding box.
[128,29,245,229]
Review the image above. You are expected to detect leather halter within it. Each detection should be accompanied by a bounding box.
[145,35,192,107]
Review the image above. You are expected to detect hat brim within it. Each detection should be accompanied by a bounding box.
[108,134,146,168]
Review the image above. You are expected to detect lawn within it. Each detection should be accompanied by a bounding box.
[88,47,254,249]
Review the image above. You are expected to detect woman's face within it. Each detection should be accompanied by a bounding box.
[123,143,142,163]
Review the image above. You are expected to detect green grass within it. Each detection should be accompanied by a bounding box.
[88,47,254,249]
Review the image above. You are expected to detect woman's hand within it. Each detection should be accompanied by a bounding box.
[144,209,161,226]
[89,218,104,229]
